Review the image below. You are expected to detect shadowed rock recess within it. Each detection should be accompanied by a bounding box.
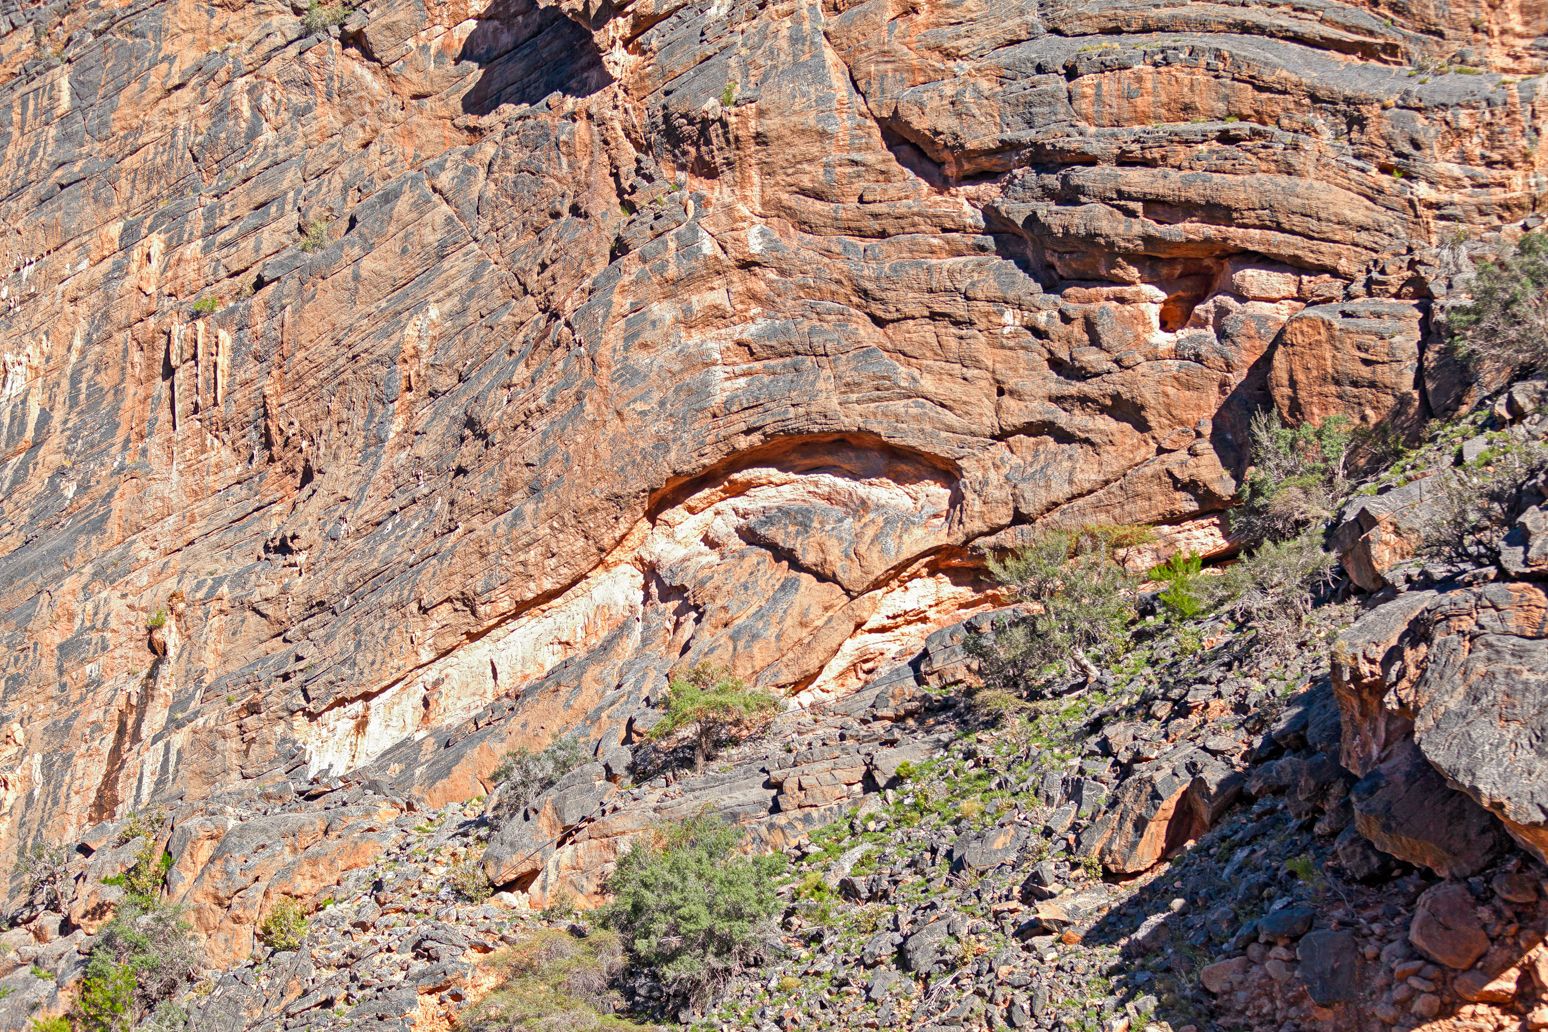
[0,0,1546,1026]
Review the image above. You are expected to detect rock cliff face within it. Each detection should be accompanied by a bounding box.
[2,0,1545,875]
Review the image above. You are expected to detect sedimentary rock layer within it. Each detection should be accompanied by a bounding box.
[0,0,1543,870]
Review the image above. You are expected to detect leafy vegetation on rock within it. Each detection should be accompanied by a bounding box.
[257,896,309,953]
[492,736,589,820]
[300,0,349,34]
[1234,411,1351,545]
[12,842,70,917]
[458,928,652,1032]
[101,838,172,908]
[1447,231,1548,380]
[646,665,780,772]
[448,859,493,904]
[602,815,784,1011]
[1419,433,1548,564]
[972,525,1149,696]
[73,898,195,1032]
[1206,533,1337,657]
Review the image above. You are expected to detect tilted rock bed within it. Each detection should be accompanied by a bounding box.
[4,406,1548,1030]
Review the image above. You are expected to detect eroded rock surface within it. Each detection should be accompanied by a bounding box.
[1,0,1545,878]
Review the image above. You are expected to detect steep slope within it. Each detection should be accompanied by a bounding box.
[0,0,1547,1024]
[1,0,1544,873]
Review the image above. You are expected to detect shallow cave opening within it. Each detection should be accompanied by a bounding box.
[459,0,613,116]
[1158,272,1215,332]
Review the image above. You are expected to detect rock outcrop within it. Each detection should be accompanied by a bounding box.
[1333,404,1548,874]
[1,0,1545,880]
[1,0,1548,1027]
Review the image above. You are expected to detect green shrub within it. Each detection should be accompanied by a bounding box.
[189,297,219,317]
[458,928,651,1031]
[1235,411,1351,544]
[139,1003,190,1032]
[102,835,172,909]
[117,809,165,845]
[602,815,784,1010]
[301,1,349,33]
[492,735,589,820]
[73,899,195,1032]
[29,1017,70,1032]
[257,897,308,952]
[447,860,492,904]
[647,664,780,772]
[1420,437,1548,563]
[101,838,172,907]
[1284,854,1319,883]
[1151,552,1206,622]
[145,609,168,631]
[972,525,1148,696]
[791,871,839,924]
[965,686,1032,726]
[298,218,331,253]
[14,842,70,914]
[720,81,738,108]
[1447,231,1548,380]
[1206,532,1335,656]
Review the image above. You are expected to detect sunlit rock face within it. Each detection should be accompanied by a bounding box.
[0,0,1543,865]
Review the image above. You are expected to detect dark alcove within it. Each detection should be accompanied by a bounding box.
[459,0,613,116]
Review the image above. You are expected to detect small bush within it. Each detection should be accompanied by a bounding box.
[1420,437,1548,564]
[257,897,308,952]
[965,686,1032,726]
[602,815,784,1010]
[145,609,168,631]
[537,888,578,924]
[448,860,492,904]
[1284,854,1319,883]
[189,297,218,317]
[298,218,331,253]
[301,1,348,34]
[139,1004,190,1032]
[791,871,838,924]
[971,525,1147,696]
[647,665,780,772]
[13,842,70,915]
[1447,232,1548,380]
[1234,411,1351,544]
[117,809,165,845]
[30,1018,71,1032]
[458,928,650,1032]
[720,81,738,108]
[1151,552,1206,622]
[492,736,589,820]
[73,899,196,1032]
[102,838,172,907]
[1206,532,1335,656]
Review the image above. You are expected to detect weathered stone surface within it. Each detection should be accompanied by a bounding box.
[1332,478,1442,592]
[1348,740,1507,879]
[1201,956,1251,994]
[1269,301,1424,429]
[1084,746,1242,874]
[951,823,1029,873]
[1409,882,1490,970]
[901,920,955,975]
[1334,580,1548,869]
[0,0,1543,889]
[1297,928,1360,1005]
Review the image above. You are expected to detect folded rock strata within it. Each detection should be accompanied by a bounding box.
[0,0,1544,929]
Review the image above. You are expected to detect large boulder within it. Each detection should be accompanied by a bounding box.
[1333,581,1548,870]
[1269,300,1424,428]
[1331,478,1442,592]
